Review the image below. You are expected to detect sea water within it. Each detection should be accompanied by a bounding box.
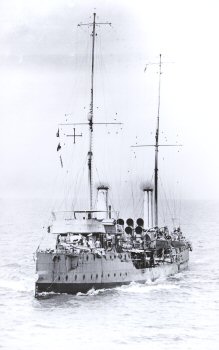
[0,198,218,350]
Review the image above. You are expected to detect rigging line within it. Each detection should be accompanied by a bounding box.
[161,170,174,219]
[62,129,87,207]
[131,151,139,215]
[98,32,111,122]
[67,155,85,207]
[127,162,134,217]
[92,132,110,192]
[71,29,92,116]
[161,193,173,226]
[54,158,74,211]
[159,194,166,225]
[102,132,112,187]
[116,128,127,212]
[172,162,183,225]
[93,161,102,183]
[121,149,133,216]
[71,154,88,210]
[159,176,170,219]
[171,153,182,221]
[159,175,174,224]
[159,181,169,225]
[108,192,118,218]
[62,169,71,207]
[46,128,69,214]
[69,29,89,115]
[66,31,80,113]
[57,142,70,208]
[79,35,92,112]
[63,152,75,209]
[135,195,144,219]
[164,165,177,218]
[53,154,71,211]
[43,169,62,225]
[180,222,202,234]
[97,34,118,193]
[162,167,179,225]
[178,186,182,226]
[161,195,169,225]
[93,162,104,208]
[131,183,136,217]
[130,173,135,214]
[134,181,141,216]
[173,185,177,224]
[120,170,130,217]
[94,159,103,186]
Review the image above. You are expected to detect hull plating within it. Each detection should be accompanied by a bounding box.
[35,249,189,295]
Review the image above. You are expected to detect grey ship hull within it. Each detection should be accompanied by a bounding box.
[35,248,189,295]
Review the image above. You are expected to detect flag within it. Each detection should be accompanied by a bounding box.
[57,143,61,151]
[60,155,63,168]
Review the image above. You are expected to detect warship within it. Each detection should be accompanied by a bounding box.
[35,13,192,297]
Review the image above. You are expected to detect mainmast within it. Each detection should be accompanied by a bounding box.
[154,54,162,227]
[131,54,181,228]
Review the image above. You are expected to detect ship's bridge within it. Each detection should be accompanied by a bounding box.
[50,210,117,235]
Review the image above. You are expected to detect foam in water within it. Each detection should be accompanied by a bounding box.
[77,287,111,296]
[115,280,181,294]
[74,278,181,298]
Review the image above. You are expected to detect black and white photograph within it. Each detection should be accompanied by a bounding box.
[0,0,218,349]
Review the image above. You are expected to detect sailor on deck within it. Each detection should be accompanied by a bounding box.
[95,238,101,248]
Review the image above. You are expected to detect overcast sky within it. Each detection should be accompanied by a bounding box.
[0,0,219,208]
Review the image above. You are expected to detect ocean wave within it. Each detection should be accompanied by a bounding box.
[115,280,181,294]
[76,287,111,296]
[0,262,21,269]
[35,291,65,299]
[75,279,181,297]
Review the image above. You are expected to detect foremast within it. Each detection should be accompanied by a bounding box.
[78,13,111,217]
[154,54,162,227]
[88,12,96,215]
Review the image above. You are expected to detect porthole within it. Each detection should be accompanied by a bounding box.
[75,275,77,280]
[114,255,117,259]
